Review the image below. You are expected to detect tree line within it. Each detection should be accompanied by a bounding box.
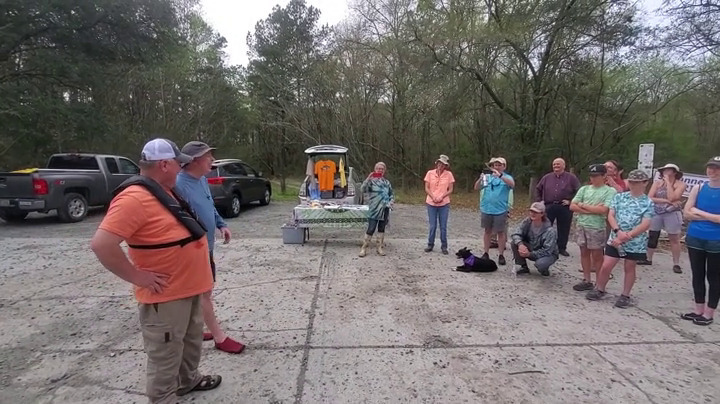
[1,0,719,192]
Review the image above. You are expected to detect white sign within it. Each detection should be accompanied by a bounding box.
[638,143,654,177]
[654,170,709,197]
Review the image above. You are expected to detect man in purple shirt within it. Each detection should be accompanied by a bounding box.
[535,158,581,256]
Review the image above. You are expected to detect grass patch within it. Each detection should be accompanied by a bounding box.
[269,178,302,202]
[394,188,532,216]
[268,177,533,214]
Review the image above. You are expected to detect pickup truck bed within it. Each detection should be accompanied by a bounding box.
[0,154,141,223]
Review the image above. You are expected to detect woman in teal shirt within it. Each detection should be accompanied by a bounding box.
[359,162,394,257]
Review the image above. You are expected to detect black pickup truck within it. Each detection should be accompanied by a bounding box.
[0,153,141,223]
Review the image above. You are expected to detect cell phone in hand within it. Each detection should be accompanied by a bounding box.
[371,172,383,178]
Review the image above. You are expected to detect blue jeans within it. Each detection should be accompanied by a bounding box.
[427,204,450,249]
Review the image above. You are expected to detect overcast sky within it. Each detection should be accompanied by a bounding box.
[199,0,665,67]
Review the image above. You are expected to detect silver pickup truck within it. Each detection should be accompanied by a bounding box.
[0,153,140,223]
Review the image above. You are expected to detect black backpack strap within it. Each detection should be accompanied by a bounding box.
[112,176,208,249]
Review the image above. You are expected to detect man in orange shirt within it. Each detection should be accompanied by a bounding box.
[90,138,222,404]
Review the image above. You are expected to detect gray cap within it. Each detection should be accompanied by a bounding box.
[141,138,192,164]
[529,202,546,214]
[706,156,720,167]
[181,141,216,159]
[627,169,650,182]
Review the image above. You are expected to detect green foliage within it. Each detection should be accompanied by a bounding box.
[1,0,718,187]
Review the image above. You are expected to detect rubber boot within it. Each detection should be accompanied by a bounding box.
[376,233,386,256]
[359,234,371,257]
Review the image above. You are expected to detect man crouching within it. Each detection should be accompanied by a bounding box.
[510,202,559,276]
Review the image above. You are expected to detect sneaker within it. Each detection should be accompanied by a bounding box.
[614,295,632,308]
[424,246,433,252]
[498,255,506,265]
[559,250,570,257]
[441,248,448,255]
[672,265,682,274]
[573,280,594,291]
[538,267,550,276]
[481,252,490,260]
[516,266,530,275]
[586,289,607,301]
[693,316,714,326]
[681,312,703,321]
[636,259,652,265]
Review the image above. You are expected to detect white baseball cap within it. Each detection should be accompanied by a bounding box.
[140,138,192,164]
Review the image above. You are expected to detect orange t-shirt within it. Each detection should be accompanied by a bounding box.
[314,160,337,191]
[424,169,455,206]
[98,185,213,304]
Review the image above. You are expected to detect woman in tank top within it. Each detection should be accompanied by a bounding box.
[681,156,720,326]
[641,164,686,271]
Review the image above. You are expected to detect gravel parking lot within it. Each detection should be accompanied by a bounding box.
[1,201,718,403]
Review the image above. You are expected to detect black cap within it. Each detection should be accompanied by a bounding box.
[588,164,607,175]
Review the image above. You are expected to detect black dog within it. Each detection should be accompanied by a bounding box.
[455,247,498,272]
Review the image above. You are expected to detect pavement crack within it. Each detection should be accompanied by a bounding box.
[633,305,699,342]
[224,327,307,333]
[214,276,316,292]
[293,239,327,404]
[590,345,658,404]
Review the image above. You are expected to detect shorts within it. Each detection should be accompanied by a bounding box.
[650,210,683,234]
[481,213,507,233]
[604,245,647,262]
[686,235,720,253]
[209,252,216,282]
[575,225,606,250]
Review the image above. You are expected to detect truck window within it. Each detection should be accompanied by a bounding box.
[47,155,100,170]
[118,158,140,175]
[104,158,120,174]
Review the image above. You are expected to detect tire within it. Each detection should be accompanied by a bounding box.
[223,194,241,218]
[57,192,88,223]
[259,187,271,206]
[0,209,28,222]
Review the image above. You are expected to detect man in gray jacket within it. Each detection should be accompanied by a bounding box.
[510,202,559,276]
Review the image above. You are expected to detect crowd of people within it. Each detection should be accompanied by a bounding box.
[359,153,720,323]
[87,137,719,403]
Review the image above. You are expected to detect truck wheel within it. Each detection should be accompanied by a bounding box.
[0,209,28,222]
[58,193,88,223]
[224,194,241,218]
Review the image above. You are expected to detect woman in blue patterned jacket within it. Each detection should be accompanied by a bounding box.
[359,162,395,257]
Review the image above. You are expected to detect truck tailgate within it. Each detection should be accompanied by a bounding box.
[0,173,36,199]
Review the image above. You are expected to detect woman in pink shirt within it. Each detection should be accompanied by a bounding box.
[605,160,629,193]
[424,154,455,254]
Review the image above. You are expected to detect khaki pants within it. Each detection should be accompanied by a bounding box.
[138,295,204,404]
